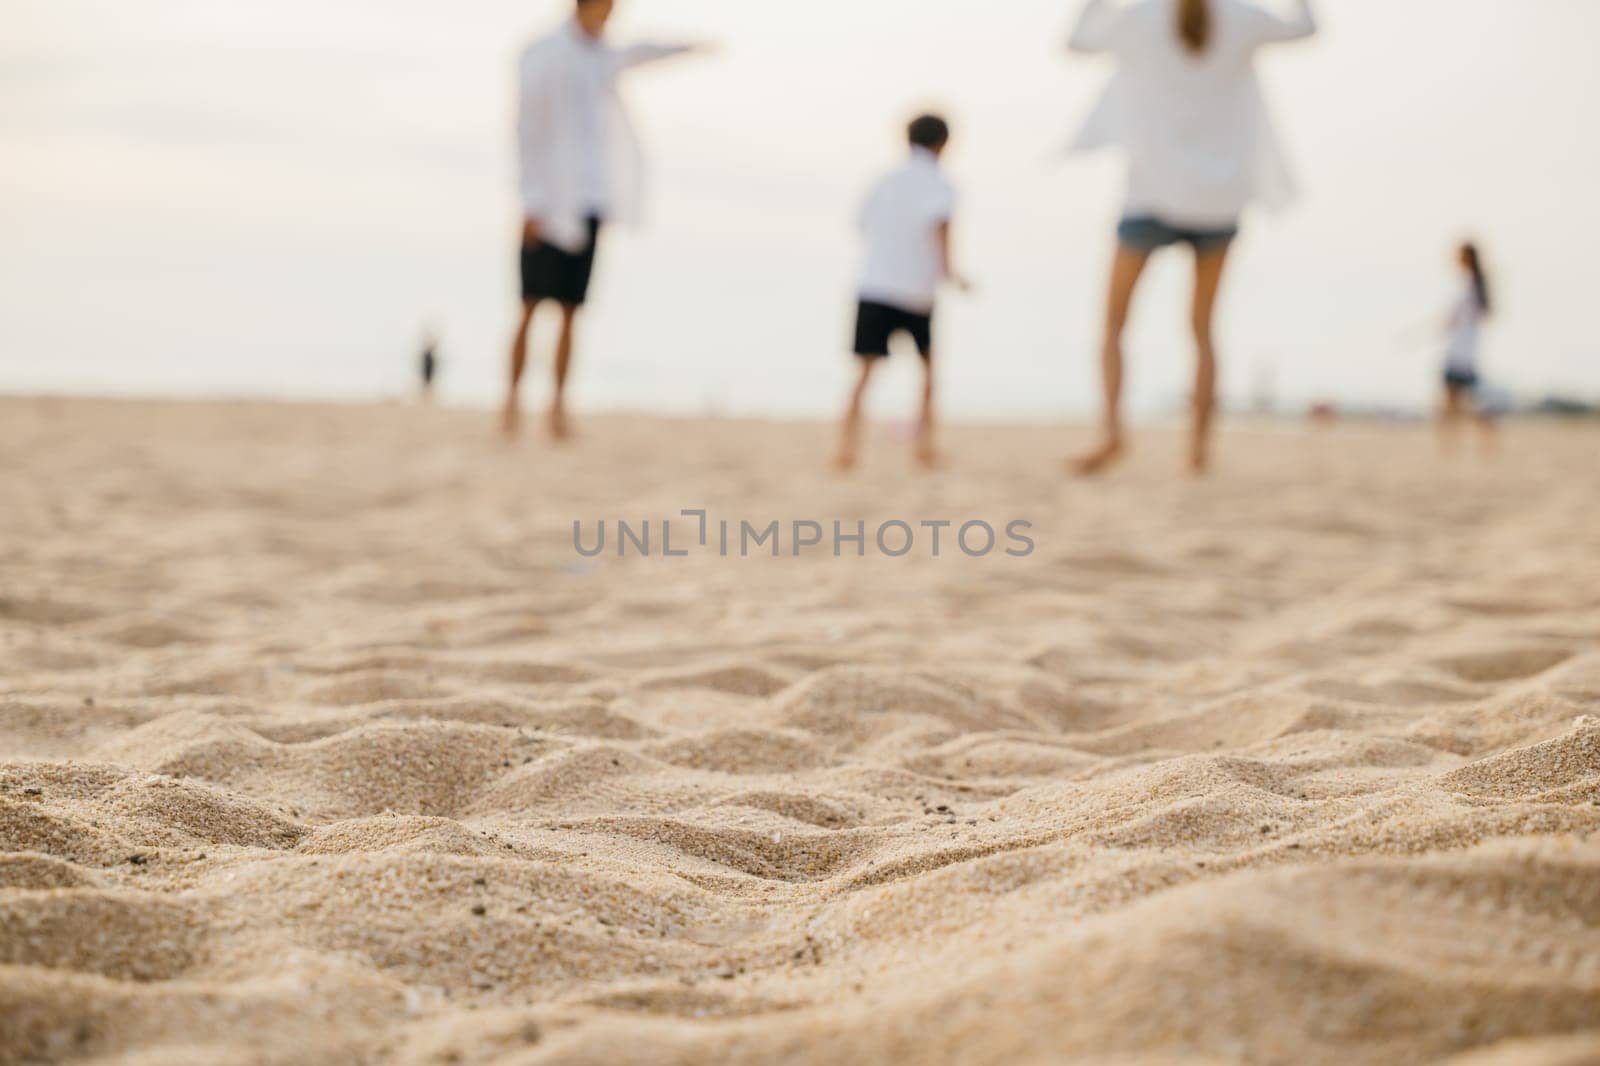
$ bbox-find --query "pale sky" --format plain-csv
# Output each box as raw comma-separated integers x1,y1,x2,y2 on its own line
3,0,1598,418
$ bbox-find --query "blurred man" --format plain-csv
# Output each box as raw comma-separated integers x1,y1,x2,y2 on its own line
504,0,704,440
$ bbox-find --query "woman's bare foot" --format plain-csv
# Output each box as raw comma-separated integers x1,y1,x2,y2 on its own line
1187,429,1214,476
1070,438,1125,477
914,440,941,470
547,406,572,442
500,401,522,440
833,448,858,474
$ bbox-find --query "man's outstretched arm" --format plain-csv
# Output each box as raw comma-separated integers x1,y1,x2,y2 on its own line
616,42,708,71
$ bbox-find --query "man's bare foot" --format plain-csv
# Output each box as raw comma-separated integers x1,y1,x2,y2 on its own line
1070,439,1125,477
548,406,572,442
833,448,858,474
1188,449,1211,477
500,402,522,440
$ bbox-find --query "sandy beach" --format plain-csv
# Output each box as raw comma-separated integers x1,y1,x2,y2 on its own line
2,396,1598,1064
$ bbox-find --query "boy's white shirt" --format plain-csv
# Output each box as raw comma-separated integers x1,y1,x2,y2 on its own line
1066,0,1317,228
857,148,958,315
517,21,692,253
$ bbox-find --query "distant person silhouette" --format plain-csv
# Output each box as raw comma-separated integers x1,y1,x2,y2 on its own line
1438,241,1497,453
836,114,972,473
419,331,439,403
504,0,706,441
1064,0,1317,475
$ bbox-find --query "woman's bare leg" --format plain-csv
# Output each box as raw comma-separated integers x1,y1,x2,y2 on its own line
1189,245,1231,475
1073,245,1151,476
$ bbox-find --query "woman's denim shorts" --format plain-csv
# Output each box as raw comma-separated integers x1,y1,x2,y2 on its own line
1118,216,1239,254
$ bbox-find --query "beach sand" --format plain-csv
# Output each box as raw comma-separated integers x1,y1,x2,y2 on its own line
2,397,1598,1065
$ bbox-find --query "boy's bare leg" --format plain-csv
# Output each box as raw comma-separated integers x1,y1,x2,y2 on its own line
1073,246,1150,476
915,352,939,469
835,358,877,472
503,299,540,438
549,303,578,441
1188,245,1230,475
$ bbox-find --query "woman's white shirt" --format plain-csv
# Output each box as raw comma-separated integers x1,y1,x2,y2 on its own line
1067,0,1316,229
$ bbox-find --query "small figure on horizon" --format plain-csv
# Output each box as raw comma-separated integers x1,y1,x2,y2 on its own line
1064,0,1317,476
1438,241,1497,453
504,0,706,442
835,114,971,473
419,329,439,404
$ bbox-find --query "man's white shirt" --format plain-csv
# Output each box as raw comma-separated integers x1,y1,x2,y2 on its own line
516,21,694,252
569,27,614,217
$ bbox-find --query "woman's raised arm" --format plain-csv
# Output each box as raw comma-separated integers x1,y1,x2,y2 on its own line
1067,0,1128,55
1249,0,1317,46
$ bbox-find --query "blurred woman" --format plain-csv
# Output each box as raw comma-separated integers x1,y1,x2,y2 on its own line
1438,241,1496,450
1065,0,1317,475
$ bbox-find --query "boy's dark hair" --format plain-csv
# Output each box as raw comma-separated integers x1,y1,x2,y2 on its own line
908,114,950,152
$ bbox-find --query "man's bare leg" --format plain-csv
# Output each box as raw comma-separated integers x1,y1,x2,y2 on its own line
549,303,578,441
915,352,939,469
835,358,877,472
1074,246,1151,476
1189,245,1231,475
503,299,540,438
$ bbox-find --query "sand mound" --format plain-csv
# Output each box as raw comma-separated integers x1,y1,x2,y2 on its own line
562,840,1600,1065
1,400,1597,1064
1439,720,1600,801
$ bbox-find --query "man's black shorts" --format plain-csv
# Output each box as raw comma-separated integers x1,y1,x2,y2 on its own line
853,299,933,359
521,216,603,307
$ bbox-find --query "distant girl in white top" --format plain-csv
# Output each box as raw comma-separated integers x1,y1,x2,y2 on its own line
1065,0,1317,475
1439,241,1496,450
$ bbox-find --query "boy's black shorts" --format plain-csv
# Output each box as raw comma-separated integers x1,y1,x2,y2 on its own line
853,299,933,360
521,216,603,307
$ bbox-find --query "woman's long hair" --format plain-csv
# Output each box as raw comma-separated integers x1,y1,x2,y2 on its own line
1178,0,1212,53
1462,243,1492,316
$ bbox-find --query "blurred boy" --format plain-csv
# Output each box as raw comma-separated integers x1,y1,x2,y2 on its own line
836,114,969,471
505,0,703,440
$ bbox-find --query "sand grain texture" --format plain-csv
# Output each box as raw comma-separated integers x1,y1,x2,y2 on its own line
2,398,1599,1064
